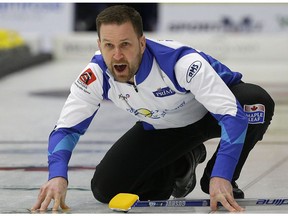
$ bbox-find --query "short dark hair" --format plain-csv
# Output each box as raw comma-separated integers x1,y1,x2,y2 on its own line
96,5,143,38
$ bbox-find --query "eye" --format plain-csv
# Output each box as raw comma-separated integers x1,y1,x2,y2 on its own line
121,42,130,47
105,43,114,49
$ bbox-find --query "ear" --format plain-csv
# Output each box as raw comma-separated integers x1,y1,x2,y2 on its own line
139,36,146,54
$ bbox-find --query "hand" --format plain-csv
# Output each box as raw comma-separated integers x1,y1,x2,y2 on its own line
209,177,244,212
31,177,69,212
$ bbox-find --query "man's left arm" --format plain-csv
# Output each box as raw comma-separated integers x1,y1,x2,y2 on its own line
174,52,248,211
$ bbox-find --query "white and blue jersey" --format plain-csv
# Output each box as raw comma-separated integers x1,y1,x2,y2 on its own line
48,38,248,182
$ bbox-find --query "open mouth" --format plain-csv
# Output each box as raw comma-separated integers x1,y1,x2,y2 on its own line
114,64,127,72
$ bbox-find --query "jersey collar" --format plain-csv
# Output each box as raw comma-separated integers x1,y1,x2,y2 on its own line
134,46,153,85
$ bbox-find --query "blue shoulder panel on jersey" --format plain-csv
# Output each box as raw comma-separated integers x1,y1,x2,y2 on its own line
198,52,243,86
146,39,194,92
91,54,107,71
102,72,111,100
146,39,242,89
91,54,111,100
135,47,153,85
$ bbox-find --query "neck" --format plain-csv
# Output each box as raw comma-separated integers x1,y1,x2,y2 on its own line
127,77,134,84
127,80,134,85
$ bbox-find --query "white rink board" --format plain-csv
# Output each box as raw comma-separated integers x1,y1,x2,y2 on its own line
53,32,288,62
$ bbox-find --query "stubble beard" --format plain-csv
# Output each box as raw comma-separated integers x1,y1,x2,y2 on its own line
109,52,142,83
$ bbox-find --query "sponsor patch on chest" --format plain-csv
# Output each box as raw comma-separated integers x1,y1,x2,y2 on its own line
153,87,175,97
244,104,265,124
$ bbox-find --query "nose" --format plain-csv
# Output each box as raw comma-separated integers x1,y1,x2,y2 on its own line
113,47,123,61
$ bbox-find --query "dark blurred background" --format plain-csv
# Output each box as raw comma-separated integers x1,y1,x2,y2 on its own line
74,3,158,32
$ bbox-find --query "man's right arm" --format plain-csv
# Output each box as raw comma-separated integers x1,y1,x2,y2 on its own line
48,64,103,180
32,64,104,211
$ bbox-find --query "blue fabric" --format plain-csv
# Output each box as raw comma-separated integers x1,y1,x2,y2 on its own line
48,111,97,180
210,101,248,180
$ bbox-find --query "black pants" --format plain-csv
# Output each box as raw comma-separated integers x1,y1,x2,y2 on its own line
91,82,275,203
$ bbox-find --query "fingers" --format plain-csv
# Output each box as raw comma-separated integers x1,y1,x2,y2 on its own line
30,188,46,211
30,201,41,212
209,177,245,212
210,193,244,212
53,194,70,211
227,196,244,212
211,195,236,212
31,178,69,212
52,198,60,211
33,186,53,211
210,193,219,211
31,195,69,212
40,195,52,211
60,193,70,210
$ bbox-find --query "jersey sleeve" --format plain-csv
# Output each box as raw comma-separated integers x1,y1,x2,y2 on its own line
175,53,248,181
48,63,104,180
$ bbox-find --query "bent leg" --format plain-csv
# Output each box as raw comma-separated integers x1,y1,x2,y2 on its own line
91,121,205,203
201,82,275,191
231,83,275,180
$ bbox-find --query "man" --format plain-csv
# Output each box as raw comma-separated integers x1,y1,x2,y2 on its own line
31,5,274,212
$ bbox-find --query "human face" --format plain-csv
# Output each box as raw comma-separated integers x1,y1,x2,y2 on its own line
98,22,146,83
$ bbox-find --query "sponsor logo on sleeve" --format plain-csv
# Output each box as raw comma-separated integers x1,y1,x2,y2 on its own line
186,60,202,83
244,104,265,124
79,68,96,85
74,68,97,94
